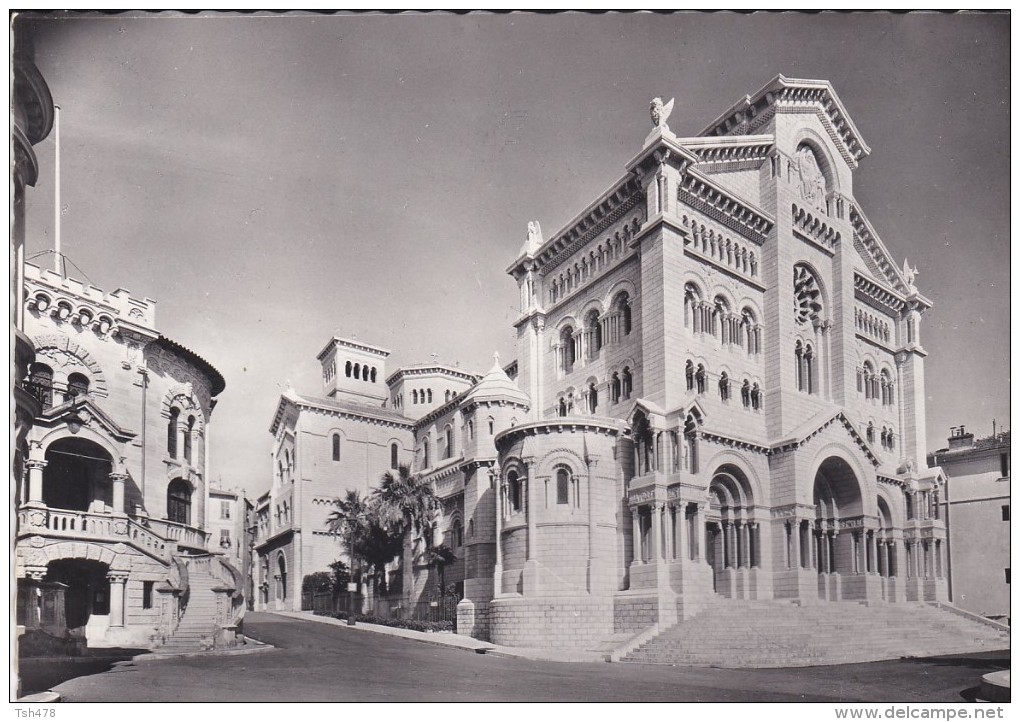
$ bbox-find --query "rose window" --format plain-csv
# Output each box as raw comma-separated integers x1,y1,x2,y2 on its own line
793,265,822,325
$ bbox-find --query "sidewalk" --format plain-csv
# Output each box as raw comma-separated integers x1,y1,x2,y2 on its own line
267,610,608,663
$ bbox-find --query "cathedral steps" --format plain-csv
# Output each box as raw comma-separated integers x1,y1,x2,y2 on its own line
621,598,1010,668
155,567,223,653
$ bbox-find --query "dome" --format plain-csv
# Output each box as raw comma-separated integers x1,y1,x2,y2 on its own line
460,354,530,407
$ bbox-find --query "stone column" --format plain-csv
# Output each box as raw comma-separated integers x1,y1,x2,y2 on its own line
631,507,642,564
674,502,685,561
108,572,128,628
24,458,47,507
789,521,801,568
492,468,502,596
524,461,537,561
649,503,662,561
110,472,129,516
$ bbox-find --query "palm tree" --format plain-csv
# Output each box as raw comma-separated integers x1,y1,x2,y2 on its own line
421,543,457,596
326,490,401,596
373,463,440,611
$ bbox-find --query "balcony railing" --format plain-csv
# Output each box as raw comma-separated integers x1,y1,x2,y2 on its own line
17,506,172,562
149,517,210,550
21,380,91,410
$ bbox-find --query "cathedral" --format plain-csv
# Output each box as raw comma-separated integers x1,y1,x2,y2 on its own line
255,75,970,652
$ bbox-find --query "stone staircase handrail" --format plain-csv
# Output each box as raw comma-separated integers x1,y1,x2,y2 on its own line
929,602,1012,633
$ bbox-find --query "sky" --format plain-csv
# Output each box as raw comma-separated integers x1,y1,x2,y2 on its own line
19,12,1010,497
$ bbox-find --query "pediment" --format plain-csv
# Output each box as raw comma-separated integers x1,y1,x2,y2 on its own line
38,397,136,442
772,409,879,467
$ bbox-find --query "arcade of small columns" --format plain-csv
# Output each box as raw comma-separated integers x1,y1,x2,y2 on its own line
21,439,130,515
628,496,763,572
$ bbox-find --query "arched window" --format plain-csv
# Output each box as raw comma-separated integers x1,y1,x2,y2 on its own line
750,383,761,410
445,390,451,402
277,554,287,600
584,309,602,359
167,407,180,458
684,283,701,332
507,470,522,513
65,372,89,401
167,478,192,525
862,362,875,399
451,518,463,548
713,296,730,343
371,367,377,383
423,438,431,469
804,344,814,394
618,293,632,336
390,442,399,469
718,372,730,402
683,414,699,475
332,434,341,461
741,379,751,408
742,307,759,355
866,422,875,444
353,363,361,380
588,382,598,414
345,361,352,378
28,363,53,408
686,360,694,391
621,367,633,399
795,341,805,391
610,373,621,404
695,365,706,394
558,398,568,417
556,467,570,505
184,415,195,464
793,264,824,325
560,326,576,374
427,389,433,403
881,369,894,406
488,417,495,435
467,419,475,440
444,425,454,459
412,389,419,404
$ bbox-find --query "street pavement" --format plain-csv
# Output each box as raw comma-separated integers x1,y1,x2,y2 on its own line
52,612,1008,703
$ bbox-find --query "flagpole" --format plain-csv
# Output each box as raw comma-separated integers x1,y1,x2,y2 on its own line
54,104,63,277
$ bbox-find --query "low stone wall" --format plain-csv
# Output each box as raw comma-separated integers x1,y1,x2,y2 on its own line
489,596,613,649
613,595,659,633
456,599,490,641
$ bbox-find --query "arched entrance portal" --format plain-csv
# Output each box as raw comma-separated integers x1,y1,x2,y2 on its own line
275,554,287,608
44,558,110,630
813,456,866,600
705,465,760,598
42,438,114,512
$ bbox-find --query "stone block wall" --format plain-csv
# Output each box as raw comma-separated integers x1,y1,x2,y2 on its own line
489,596,613,650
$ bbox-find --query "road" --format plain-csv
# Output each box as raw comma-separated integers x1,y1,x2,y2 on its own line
52,612,1008,703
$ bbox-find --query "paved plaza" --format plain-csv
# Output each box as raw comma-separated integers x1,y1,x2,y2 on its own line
49,612,1008,703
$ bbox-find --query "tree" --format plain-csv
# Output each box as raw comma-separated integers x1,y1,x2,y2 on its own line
326,490,400,594
373,463,440,610
421,543,457,595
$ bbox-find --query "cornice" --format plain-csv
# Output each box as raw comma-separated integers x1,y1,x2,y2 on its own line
853,273,908,315
493,417,624,451
677,167,774,243
699,76,870,169
528,188,645,275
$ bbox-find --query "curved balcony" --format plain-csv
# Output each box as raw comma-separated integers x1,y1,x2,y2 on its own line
17,506,172,562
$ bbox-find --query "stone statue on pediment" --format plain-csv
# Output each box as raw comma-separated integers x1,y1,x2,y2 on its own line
902,258,918,291
649,97,675,130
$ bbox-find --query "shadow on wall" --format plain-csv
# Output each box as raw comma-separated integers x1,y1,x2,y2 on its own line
18,647,147,695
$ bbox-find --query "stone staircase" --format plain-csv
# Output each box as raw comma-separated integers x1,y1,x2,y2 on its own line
622,597,1010,668
156,566,222,653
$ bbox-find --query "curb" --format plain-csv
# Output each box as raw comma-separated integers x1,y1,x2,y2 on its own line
16,691,61,703
132,639,276,663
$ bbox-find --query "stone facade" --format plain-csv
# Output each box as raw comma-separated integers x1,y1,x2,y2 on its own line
263,76,950,647
929,428,1011,621
14,261,237,649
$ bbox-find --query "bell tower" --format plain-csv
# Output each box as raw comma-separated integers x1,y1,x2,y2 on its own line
317,336,390,405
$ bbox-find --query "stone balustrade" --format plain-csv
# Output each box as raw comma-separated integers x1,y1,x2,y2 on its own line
17,506,171,561
149,518,210,550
